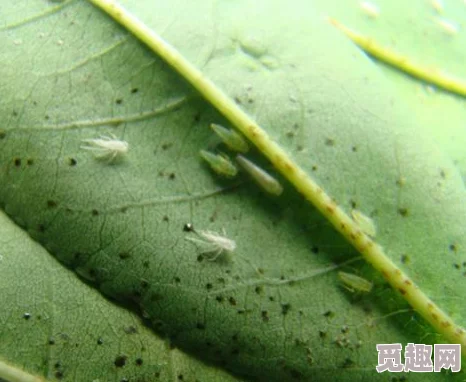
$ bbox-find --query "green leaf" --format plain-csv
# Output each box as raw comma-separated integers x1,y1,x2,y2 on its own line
314,0,466,177
1,0,466,381
0,211,241,382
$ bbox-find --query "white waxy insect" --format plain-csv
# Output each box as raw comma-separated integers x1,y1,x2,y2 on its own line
434,18,459,35
210,123,249,153
236,155,283,196
351,209,377,237
338,271,373,293
431,0,444,13
200,150,238,177
81,134,128,163
185,228,236,261
359,1,380,18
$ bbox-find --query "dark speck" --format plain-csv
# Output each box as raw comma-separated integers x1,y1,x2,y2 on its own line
23,313,31,320
325,138,335,146
261,311,269,322
342,358,355,368
119,252,130,260
398,208,409,217
183,223,194,232
55,371,64,379
114,355,127,367
289,369,303,380
14,158,21,167
323,310,334,318
281,303,291,315
228,297,237,306
47,200,57,208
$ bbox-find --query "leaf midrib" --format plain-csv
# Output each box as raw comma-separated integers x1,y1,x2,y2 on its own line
86,0,466,356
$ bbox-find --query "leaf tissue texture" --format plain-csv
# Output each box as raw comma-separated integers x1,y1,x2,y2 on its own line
1,0,466,381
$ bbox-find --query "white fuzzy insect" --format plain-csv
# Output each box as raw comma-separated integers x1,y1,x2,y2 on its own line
359,1,380,18
236,155,283,196
338,271,373,293
81,134,128,163
351,209,377,237
434,17,459,35
185,228,236,261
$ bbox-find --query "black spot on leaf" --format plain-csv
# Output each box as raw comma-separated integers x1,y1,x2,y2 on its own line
114,355,127,367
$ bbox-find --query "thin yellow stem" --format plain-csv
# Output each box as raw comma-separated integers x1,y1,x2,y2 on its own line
0,359,44,382
329,18,466,97
87,0,466,352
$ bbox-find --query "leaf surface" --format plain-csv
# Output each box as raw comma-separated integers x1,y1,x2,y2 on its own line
1,0,466,380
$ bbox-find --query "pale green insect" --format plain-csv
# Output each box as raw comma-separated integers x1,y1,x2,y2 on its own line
210,123,249,153
338,271,373,293
236,155,283,196
351,209,377,237
199,150,238,177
